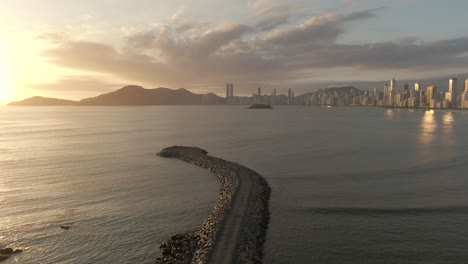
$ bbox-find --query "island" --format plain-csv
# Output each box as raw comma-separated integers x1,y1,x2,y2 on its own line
7,96,78,106
7,86,225,106
247,104,273,109
155,146,271,264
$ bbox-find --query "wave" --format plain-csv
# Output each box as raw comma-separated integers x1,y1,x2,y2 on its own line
294,206,468,216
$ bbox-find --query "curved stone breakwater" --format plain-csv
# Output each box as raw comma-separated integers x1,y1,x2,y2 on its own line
156,146,271,264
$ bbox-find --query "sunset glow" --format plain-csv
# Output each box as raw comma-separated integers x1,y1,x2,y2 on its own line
2,1,468,264
0,0,468,104
0,48,14,103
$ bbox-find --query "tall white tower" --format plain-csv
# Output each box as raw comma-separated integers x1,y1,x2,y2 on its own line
390,78,396,92
415,83,421,92
446,78,458,108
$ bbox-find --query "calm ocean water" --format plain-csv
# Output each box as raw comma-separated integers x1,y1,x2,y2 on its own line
1,106,468,264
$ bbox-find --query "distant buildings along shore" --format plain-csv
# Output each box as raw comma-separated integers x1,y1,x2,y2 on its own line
224,78,468,109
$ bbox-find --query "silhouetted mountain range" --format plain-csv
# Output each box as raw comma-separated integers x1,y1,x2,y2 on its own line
7,96,79,106
296,86,363,99
7,85,226,106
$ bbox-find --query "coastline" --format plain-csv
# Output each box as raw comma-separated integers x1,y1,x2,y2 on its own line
156,146,271,264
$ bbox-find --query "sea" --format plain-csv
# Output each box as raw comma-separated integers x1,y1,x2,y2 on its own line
1,106,468,264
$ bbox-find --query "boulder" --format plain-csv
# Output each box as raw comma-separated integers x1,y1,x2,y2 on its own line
0,248,13,255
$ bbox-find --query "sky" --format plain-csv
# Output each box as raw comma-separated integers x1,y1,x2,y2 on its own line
1,0,468,103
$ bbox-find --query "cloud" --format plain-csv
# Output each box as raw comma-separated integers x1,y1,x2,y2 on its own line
124,29,157,50
37,32,70,43
248,0,275,10
262,10,375,47
25,76,121,92
39,9,468,92
254,5,292,32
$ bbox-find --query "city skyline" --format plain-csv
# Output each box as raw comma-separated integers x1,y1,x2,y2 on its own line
224,76,468,109
1,0,468,104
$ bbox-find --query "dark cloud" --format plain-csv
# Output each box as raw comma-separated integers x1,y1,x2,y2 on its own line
40,9,468,92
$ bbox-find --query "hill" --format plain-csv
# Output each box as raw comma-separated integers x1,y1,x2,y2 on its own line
299,86,364,97
7,96,78,106
7,86,226,106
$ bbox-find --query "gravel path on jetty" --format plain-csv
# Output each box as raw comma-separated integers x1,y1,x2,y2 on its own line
156,146,270,264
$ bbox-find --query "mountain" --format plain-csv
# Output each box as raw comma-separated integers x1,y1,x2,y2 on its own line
7,96,78,106
80,85,224,106
293,86,363,105
297,86,364,98
7,86,226,106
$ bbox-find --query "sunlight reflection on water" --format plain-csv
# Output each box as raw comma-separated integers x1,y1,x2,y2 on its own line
419,110,437,145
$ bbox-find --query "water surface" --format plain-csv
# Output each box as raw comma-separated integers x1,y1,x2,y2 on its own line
1,106,468,264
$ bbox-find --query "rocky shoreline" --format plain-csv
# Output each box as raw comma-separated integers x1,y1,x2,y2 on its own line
155,146,271,264
0,247,23,262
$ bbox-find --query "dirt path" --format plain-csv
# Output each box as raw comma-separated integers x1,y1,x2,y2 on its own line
207,162,255,264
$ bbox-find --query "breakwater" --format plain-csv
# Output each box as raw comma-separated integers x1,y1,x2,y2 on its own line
156,146,271,264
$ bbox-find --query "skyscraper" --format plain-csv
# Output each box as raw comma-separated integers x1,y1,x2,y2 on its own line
427,85,437,108
273,89,276,97
229,83,234,98
462,79,468,109
444,78,457,108
257,87,261,97
226,83,230,98
449,78,458,94
390,78,396,91
415,83,421,92
288,88,292,99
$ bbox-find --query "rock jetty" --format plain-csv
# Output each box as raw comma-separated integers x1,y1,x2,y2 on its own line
0,247,23,262
247,104,273,109
156,146,271,264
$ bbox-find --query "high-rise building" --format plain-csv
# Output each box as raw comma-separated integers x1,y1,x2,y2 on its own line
229,83,234,98
257,87,261,97
273,89,276,97
288,88,292,99
427,85,437,108
226,83,230,98
465,79,468,93
449,78,458,94
390,78,396,91
446,78,458,108
404,83,409,91
415,83,421,92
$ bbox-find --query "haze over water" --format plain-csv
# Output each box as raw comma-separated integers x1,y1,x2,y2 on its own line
1,106,468,264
